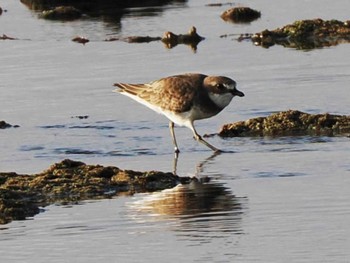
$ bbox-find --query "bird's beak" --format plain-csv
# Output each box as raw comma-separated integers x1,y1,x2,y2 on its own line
232,89,245,97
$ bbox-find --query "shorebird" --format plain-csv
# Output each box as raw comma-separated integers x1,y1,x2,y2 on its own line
113,73,244,153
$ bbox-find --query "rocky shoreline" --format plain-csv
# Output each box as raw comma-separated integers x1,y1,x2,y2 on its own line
0,159,192,224
5,2,350,50
251,19,350,49
219,110,350,137
2,110,349,224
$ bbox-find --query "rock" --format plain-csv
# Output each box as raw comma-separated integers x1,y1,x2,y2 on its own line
104,27,203,51
72,36,89,44
40,6,82,20
252,19,350,49
21,0,187,24
105,27,204,50
0,188,41,224
104,37,120,42
0,121,12,129
0,6,2,15
124,36,161,43
206,3,234,7
0,34,17,40
219,110,350,137
0,159,193,224
105,35,161,43
161,26,204,51
71,115,89,119
0,121,19,129
221,7,261,23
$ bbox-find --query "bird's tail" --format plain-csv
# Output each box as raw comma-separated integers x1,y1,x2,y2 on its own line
113,83,146,96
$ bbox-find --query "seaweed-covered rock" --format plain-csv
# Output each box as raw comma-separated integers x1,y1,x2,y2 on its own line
221,7,261,23
0,188,41,224
104,27,203,51
0,159,192,224
219,110,350,137
161,26,204,51
39,6,82,20
252,19,350,49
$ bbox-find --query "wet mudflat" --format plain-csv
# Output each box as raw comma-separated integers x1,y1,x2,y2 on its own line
1,0,350,262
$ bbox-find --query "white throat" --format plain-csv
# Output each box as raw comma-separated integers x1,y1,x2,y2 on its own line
208,92,234,109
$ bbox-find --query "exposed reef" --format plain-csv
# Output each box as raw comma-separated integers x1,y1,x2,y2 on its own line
0,121,19,129
21,0,187,21
0,159,192,224
124,36,162,43
251,19,350,49
39,6,82,20
161,26,204,51
105,26,204,51
221,7,261,23
219,110,350,137
72,36,89,44
105,36,161,43
0,121,12,129
0,34,18,40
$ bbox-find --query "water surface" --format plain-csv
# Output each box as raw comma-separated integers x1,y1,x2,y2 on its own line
1,0,350,262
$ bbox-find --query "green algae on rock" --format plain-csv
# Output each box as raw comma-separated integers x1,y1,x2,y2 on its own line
219,110,350,137
39,6,82,20
252,19,350,49
0,159,192,224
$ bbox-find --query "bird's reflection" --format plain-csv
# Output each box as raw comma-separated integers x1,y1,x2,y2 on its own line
129,153,246,241
172,150,221,176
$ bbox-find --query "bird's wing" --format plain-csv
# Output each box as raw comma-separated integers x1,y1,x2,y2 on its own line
114,74,205,113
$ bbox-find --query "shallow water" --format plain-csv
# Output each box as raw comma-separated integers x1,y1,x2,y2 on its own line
1,0,350,262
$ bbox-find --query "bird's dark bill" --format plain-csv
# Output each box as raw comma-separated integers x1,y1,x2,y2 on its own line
233,89,245,97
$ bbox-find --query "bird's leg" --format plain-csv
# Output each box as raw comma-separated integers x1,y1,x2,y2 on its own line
169,121,180,153
189,123,222,153
172,150,179,175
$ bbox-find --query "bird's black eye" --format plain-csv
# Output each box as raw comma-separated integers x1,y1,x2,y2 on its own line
216,84,225,90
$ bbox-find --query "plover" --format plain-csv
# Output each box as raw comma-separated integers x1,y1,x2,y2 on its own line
113,73,244,153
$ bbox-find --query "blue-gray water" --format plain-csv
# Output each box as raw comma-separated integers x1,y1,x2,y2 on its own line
1,0,350,262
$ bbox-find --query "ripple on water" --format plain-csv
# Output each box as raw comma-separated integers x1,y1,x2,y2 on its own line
53,147,103,155
253,171,308,178
19,145,45,151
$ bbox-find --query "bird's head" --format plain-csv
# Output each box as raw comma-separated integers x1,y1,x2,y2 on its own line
204,76,244,109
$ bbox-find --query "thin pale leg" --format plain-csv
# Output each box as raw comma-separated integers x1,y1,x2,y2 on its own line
172,151,179,175
189,122,222,153
169,121,180,153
